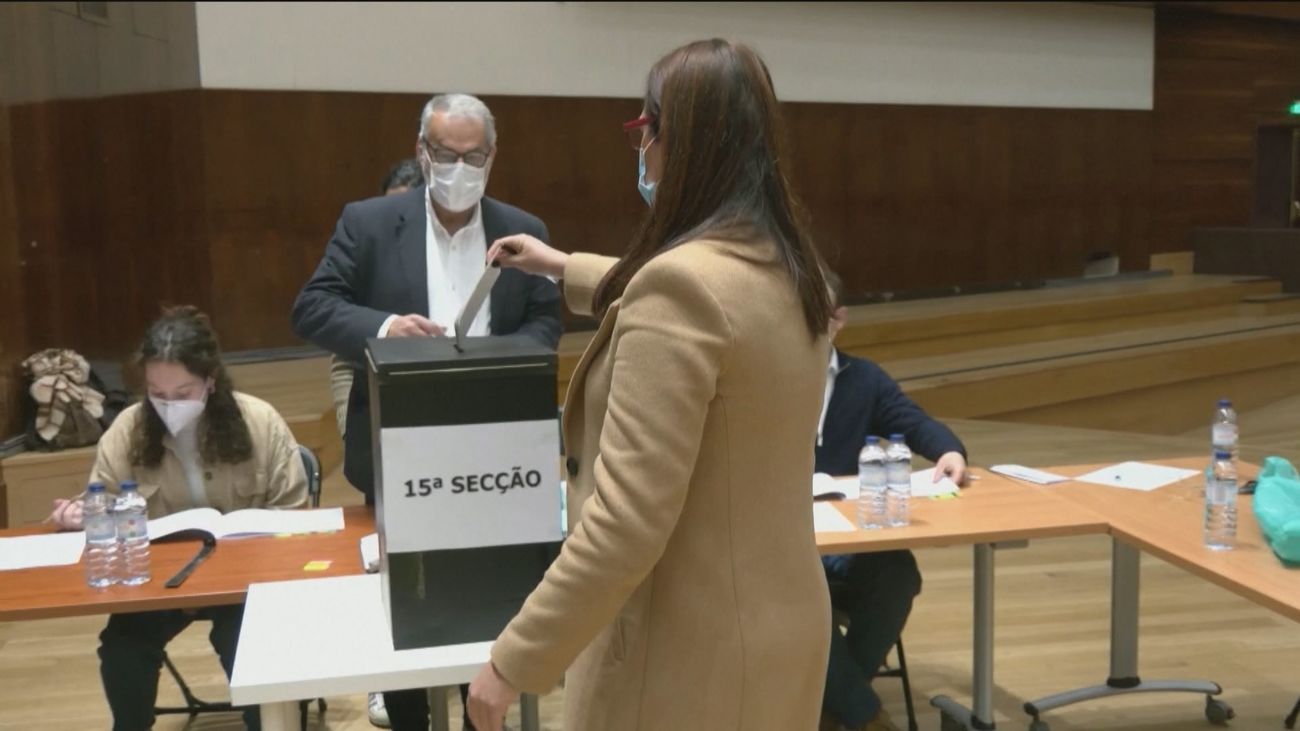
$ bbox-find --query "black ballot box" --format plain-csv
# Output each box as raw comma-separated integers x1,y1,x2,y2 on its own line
366,336,563,650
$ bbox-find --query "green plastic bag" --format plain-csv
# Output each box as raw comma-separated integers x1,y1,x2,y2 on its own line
1251,456,1300,565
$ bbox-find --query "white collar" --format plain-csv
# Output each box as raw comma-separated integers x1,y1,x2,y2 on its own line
426,193,482,239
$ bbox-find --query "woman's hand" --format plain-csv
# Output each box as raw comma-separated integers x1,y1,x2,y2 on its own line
467,661,520,731
49,498,84,531
487,234,569,280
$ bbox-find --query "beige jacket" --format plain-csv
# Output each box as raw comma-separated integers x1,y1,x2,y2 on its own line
492,241,832,731
89,392,307,517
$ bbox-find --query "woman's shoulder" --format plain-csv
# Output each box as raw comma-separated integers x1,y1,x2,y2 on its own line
103,401,144,439
232,391,290,430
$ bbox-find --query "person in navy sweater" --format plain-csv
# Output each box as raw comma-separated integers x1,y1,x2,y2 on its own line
818,270,969,731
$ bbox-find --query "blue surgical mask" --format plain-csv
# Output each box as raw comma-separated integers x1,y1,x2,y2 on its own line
637,139,657,206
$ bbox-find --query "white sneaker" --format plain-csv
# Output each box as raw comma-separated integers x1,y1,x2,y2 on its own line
368,693,391,728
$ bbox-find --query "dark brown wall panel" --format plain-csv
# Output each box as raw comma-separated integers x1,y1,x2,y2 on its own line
1151,9,1300,252
2,88,1155,364
8,91,211,362
0,101,28,436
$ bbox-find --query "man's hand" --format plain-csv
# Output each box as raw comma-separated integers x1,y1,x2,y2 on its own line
49,498,84,531
385,314,444,338
934,452,968,486
467,662,520,731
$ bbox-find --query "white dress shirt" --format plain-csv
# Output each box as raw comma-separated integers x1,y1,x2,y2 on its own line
817,349,847,447
379,194,491,337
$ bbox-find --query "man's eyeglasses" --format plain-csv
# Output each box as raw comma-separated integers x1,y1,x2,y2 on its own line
420,138,490,168
623,115,655,151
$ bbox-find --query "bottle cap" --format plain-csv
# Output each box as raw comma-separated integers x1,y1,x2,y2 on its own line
119,480,139,492
890,433,905,442
865,435,880,445
1214,450,1232,460
86,482,105,493
1218,398,1232,407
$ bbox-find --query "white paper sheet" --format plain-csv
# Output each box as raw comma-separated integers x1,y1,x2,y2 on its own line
149,507,345,540
813,470,958,500
911,470,960,498
990,464,1071,485
0,531,86,572
813,502,857,533
1074,462,1200,492
813,473,859,501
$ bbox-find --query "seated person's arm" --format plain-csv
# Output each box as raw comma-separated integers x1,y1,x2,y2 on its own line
867,361,969,484
261,410,309,510
49,412,133,530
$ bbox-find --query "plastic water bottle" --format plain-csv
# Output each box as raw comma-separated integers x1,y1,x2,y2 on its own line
885,434,913,527
1204,450,1237,551
114,481,151,586
1211,399,1238,461
83,483,118,588
857,436,888,530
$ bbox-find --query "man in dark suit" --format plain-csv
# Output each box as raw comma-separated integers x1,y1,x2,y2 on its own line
817,270,968,731
291,93,560,731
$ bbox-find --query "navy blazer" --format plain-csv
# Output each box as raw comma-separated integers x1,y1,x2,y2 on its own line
291,187,562,497
814,350,966,476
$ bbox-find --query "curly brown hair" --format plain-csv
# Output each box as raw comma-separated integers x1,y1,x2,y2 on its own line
129,306,253,468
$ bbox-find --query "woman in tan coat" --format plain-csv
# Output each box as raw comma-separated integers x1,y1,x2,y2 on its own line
468,39,834,731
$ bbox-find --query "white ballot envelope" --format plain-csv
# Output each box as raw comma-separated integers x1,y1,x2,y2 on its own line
455,265,500,351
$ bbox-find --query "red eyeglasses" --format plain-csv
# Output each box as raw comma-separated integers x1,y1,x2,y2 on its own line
623,115,655,151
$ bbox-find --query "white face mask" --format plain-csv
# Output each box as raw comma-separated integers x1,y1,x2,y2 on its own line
150,394,207,436
428,161,487,213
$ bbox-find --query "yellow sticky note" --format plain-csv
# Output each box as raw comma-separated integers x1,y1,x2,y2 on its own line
303,560,332,572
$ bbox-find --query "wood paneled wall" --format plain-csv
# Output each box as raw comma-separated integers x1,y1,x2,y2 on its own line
1150,8,1300,252
0,101,27,437
196,91,1151,348
0,89,1154,410
5,7,1299,440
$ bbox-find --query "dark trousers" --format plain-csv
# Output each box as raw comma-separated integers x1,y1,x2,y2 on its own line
821,550,923,728
385,685,474,731
99,604,259,731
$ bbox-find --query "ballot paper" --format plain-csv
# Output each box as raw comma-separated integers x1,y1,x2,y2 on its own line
1074,461,1200,492
813,502,857,533
454,265,500,350
147,507,344,541
812,470,958,501
0,531,86,572
990,464,1071,485
359,533,380,573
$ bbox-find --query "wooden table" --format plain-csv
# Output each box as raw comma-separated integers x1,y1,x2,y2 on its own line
1055,457,1298,621
0,506,374,621
814,468,1111,731
1022,458,1297,730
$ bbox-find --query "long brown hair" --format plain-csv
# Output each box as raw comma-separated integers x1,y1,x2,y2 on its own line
593,39,831,337
130,306,253,468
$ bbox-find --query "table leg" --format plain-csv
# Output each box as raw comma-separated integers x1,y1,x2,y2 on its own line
1022,538,1230,730
931,543,998,730
429,686,451,731
259,701,299,731
520,693,541,731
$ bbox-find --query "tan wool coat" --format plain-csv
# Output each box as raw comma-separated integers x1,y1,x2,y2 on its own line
492,239,832,731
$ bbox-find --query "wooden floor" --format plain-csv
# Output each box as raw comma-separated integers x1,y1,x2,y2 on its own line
3,418,1298,730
